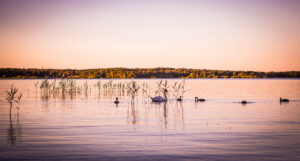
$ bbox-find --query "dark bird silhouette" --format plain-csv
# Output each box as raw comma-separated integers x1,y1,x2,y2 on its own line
195,97,205,102
280,97,289,102
114,97,119,104
151,96,167,102
177,96,182,102
241,100,248,104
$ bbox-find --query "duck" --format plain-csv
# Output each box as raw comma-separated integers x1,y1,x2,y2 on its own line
241,100,248,104
114,97,119,104
195,97,205,102
280,97,289,102
177,96,183,102
151,96,167,102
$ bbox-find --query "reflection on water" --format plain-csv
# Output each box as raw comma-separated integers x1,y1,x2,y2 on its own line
7,109,22,146
163,102,168,129
127,102,138,125
0,79,300,161
175,102,185,130
125,101,186,130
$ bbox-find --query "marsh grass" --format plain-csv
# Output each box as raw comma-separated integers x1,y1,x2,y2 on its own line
35,79,187,102
40,79,51,93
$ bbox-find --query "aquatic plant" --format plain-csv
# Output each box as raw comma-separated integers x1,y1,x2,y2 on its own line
14,92,23,105
6,85,18,106
142,82,151,99
115,82,126,96
49,80,57,95
103,83,108,95
156,80,169,99
172,79,186,99
83,81,89,96
15,92,23,111
59,79,67,93
77,85,82,94
96,80,101,93
34,81,39,91
67,79,76,93
6,85,23,115
126,81,140,100
35,79,186,102
121,83,125,95
40,79,51,91
101,80,121,97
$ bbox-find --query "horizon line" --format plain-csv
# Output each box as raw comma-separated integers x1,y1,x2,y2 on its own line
1,67,299,73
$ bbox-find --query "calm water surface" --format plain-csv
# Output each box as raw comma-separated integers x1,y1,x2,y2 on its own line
0,79,300,161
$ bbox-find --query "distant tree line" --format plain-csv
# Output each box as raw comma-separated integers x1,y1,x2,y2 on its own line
0,68,299,79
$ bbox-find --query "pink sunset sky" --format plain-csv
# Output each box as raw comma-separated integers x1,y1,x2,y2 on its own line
0,0,299,71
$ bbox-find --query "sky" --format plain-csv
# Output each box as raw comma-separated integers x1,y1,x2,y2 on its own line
0,0,299,71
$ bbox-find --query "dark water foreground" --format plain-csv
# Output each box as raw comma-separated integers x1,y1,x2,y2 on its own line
0,79,300,161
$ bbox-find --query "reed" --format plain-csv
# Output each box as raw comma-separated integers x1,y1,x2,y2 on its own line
77,85,82,94
96,80,101,93
156,80,169,99
59,79,67,93
6,85,23,115
126,81,140,100
180,79,186,98
40,79,52,93
172,79,186,99
14,92,23,105
35,79,187,102
67,79,76,93
142,82,151,99
83,81,89,96
34,81,39,91
6,85,18,106
51,80,56,93
15,92,23,111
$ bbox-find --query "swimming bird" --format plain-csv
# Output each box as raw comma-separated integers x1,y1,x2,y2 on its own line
151,96,167,102
114,97,119,104
195,97,205,102
241,100,248,104
280,97,289,102
177,96,183,102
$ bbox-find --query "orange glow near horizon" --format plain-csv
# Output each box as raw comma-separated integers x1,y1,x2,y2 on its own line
0,0,299,71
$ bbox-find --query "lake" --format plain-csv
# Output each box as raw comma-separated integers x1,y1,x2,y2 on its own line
0,79,300,161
